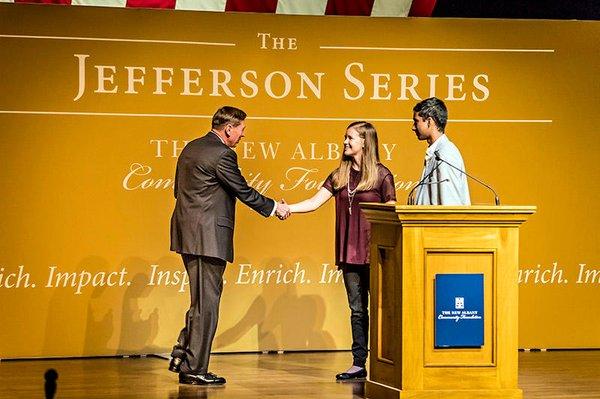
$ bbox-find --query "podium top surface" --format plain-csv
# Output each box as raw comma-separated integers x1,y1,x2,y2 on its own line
360,204,536,213
359,203,536,225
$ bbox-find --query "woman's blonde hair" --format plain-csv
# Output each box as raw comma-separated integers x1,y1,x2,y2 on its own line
332,121,380,191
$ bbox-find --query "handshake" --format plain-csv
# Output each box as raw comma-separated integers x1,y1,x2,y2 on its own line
275,199,291,220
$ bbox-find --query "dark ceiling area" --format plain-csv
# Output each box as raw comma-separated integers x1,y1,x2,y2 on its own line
431,0,600,21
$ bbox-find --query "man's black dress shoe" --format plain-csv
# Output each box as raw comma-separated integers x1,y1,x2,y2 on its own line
179,372,226,385
168,357,183,373
335,368,367,381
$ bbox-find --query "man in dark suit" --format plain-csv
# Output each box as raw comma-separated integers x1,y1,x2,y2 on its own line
168,106,289,385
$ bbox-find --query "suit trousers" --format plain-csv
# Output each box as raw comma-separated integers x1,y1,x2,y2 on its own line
171,254,226,374
341,263,370,368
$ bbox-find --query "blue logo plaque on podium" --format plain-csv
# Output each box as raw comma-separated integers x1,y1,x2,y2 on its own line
435,273,484,348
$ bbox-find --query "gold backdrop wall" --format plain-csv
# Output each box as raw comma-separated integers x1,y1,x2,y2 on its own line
0,4,598,358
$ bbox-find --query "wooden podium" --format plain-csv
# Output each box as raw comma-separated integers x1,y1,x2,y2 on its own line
360,205,536,399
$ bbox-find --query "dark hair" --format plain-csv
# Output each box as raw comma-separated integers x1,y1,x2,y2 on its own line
211,106,247,129
413,97,448,132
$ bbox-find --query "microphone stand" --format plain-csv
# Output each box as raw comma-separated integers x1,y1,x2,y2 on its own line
434,151,500,206
406,160,442,205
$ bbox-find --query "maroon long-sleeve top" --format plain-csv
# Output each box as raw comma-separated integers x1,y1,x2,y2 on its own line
322,163,396,266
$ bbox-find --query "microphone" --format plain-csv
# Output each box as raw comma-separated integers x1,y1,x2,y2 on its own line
406,159,443,205
44,369,58,399
422,179,449,185
434,150,500,205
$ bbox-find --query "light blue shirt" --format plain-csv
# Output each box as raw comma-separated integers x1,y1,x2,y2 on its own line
415,134,471,205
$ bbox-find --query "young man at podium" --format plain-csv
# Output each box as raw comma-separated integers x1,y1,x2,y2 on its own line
411,97,471,205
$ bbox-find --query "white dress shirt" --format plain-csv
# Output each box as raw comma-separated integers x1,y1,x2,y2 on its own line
415,134,471,205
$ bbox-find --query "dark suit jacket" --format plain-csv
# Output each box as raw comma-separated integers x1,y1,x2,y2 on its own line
170,132,274,262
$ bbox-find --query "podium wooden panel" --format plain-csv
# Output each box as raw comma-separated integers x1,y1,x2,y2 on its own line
360,205,536,399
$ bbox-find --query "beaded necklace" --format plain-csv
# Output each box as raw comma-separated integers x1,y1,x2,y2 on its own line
347,168,359,215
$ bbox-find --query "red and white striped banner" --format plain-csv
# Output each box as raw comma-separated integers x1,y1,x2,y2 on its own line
1,0,436,17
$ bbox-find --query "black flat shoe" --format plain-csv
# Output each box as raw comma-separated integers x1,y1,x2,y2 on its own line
179,372,226,385
168,357,183,373
335,368,367,381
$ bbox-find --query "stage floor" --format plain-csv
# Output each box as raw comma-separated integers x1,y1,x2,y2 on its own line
1,350,599,398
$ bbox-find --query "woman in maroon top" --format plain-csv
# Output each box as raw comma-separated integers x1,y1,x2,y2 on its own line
288,121,396,380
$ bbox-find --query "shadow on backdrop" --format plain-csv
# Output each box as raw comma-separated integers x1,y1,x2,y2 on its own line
43,256,111,357
214,257,335,352
83,284,114,355
117,262,160,354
